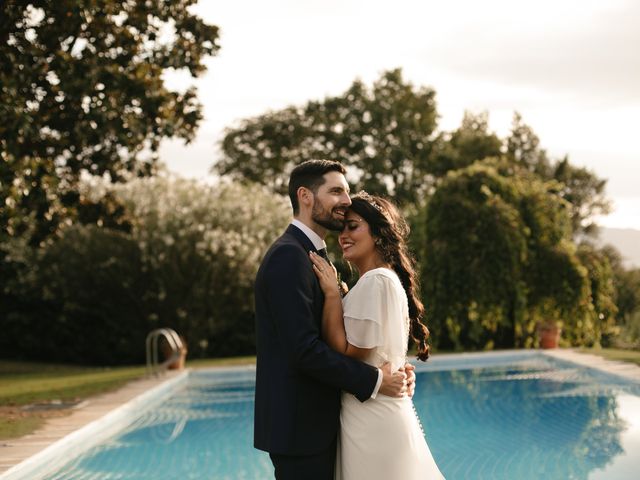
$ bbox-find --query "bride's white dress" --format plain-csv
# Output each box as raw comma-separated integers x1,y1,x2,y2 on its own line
336,267,445,480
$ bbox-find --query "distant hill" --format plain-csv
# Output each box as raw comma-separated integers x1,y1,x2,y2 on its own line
597,227,640,269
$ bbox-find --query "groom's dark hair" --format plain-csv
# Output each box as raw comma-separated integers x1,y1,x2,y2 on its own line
288,160,346,214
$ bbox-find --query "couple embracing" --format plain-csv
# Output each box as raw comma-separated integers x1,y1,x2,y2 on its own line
254,160,444,479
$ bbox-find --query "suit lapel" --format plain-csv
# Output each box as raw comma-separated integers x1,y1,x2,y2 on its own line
286,224,319,255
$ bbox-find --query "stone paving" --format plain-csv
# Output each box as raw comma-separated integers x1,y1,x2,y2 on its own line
544,348,640,383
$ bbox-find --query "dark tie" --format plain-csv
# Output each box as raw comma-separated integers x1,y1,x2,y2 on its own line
316,248,329,261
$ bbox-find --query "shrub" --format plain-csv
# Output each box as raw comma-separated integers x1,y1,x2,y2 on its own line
2,176,289,364
423,159,589,350
114,176,290,359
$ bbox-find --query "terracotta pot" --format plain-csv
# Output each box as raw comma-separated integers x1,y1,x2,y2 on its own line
537,324,562,349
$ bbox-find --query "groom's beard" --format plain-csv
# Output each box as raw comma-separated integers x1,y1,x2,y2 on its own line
312,199,346,232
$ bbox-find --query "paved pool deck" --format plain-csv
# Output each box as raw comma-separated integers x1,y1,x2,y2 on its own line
1,349,639,478
545,349,640,383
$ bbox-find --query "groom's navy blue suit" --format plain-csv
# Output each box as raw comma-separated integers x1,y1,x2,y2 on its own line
254,224,379,478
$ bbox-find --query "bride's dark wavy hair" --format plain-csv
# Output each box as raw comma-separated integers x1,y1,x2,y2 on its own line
349,192,430,361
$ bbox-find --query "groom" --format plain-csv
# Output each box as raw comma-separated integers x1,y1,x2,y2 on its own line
254,160,412,480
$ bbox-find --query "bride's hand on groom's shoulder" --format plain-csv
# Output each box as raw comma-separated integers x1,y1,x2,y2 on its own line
309,251,340,297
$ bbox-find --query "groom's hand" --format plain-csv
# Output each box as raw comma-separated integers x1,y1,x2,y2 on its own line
378,362,407,398
404,363,416,398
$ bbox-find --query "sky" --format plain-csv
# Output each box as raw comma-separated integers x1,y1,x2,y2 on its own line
160,0,640,230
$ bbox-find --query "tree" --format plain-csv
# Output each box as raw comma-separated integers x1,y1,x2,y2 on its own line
600,245,640,347
552,158,610,236
613,267,640,348
504,113,610,237
217,68,438,206
505,112,552,177
612,266,640,327
428,111,502,178
0,0,220,245
573,244,618,346
423,158,589,350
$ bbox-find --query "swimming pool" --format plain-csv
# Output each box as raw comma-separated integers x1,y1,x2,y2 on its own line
4,351,640,479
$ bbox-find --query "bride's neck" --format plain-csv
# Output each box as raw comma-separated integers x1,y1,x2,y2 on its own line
354,253,390,277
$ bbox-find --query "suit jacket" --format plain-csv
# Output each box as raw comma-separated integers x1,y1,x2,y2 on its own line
253,224,379,455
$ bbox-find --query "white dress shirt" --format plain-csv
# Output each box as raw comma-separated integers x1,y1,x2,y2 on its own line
291,219,326,251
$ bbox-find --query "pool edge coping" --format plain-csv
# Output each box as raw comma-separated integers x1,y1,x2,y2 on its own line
541,349,640,384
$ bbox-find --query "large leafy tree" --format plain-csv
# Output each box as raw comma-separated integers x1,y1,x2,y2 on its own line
0,0,219,244
552,158,610,236
428,111,502,178
423,158,589,350
217,68,438,206
505,114,610,236
505,112,552,177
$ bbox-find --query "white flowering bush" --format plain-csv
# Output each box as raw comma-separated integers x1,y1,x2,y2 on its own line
114,175,290,357
10,175,289,364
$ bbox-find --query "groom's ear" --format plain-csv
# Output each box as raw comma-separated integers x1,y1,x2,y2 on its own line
298,186,313,209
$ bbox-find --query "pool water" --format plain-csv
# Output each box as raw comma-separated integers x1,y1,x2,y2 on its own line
414,358,640,479
32,353,640,479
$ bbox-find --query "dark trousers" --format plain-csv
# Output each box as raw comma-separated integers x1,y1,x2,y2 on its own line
269,438,337,480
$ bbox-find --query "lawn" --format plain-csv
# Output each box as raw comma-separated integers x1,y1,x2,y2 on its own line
577,347,640,367
0,362,147,406
0,361,147,441
0,356,256,441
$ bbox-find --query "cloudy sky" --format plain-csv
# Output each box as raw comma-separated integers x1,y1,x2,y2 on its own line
160,0,639,229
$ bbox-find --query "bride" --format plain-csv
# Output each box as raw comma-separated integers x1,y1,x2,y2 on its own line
309,191,445,480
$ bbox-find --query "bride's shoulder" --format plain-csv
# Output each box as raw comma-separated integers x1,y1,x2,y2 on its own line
356,268,400,289
363,267,399,282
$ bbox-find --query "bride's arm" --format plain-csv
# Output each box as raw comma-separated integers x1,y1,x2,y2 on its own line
309,252,372,361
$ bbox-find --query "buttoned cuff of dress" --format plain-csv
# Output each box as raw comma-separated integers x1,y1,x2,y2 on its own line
370,368,383,399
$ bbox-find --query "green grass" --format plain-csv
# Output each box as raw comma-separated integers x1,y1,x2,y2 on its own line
0,360,144,441
0,362,147,406
577,347,640,367
0,416,46,441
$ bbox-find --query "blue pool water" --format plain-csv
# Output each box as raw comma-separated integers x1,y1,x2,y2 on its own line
22,352,640,479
